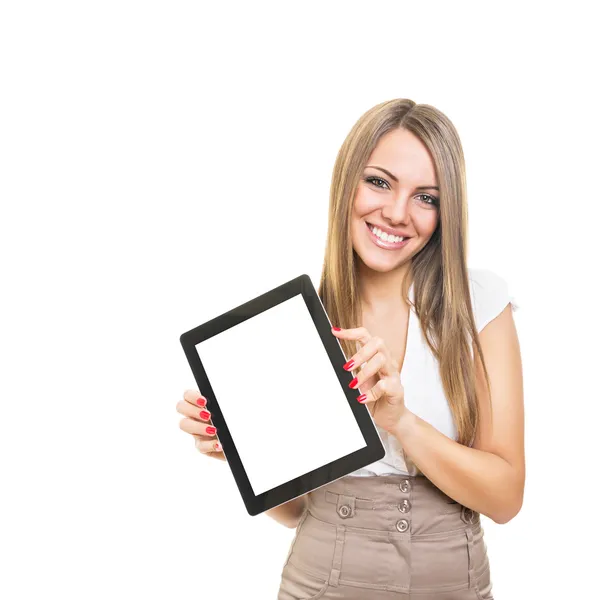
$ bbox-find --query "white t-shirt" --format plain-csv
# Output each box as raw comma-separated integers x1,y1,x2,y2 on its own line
349,267,519,477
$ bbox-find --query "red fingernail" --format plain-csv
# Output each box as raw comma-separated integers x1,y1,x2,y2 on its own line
357,394,367,403
200,410,211,420
196,397,207,407
349,377,358,389
332,326,341,331
343,359,355,370
206,426,216,435
215,442,222,451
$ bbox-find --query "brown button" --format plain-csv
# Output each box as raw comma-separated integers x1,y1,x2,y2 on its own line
399,479,411,493
395,519,409,532
338,504,351,518
398,499,411,513
463,507,475,523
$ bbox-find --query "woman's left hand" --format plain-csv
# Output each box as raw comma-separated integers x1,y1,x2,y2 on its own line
332,326,407,434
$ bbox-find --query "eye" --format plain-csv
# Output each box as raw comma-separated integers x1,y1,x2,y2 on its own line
416,193,439,207
364,176,390,190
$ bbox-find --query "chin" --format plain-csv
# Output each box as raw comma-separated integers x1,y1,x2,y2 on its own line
356,249,410,273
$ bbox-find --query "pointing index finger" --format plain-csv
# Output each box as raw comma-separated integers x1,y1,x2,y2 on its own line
332,326,371,345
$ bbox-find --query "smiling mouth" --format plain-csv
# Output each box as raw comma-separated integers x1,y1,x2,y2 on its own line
366,222,411,244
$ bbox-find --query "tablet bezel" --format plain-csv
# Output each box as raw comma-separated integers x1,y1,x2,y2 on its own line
180,273,385,516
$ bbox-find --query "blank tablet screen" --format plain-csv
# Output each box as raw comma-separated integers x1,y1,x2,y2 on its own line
195,292,367,496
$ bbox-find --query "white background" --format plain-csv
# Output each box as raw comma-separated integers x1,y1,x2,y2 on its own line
1,2,598,598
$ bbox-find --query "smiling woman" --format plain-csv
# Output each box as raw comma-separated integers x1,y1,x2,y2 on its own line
349,127,442,292
276,98,524,599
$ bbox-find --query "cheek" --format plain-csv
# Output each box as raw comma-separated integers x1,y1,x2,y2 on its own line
353,186,381,217
415,211,439,236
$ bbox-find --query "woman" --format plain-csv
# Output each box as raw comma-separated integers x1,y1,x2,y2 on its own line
179,98,524,599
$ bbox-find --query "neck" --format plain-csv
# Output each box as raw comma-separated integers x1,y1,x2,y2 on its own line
357,260,412,317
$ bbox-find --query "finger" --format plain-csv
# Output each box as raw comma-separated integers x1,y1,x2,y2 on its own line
179,415,217,437
343,336,389,375
356,390,375,417
364,377,404,406
360,378,384,405
331,326,372,346
193,435,225,460
183,389,208,409
176,399,214,424
348,352,386,391
194,434,221,452
373,340,397,378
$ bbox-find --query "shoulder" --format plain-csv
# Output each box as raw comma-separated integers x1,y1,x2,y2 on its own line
467,267,519,333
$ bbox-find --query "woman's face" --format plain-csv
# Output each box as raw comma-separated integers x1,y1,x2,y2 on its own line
351,127,440,273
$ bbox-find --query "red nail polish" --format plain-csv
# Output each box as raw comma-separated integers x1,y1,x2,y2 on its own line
332,326,341,331
343,359,355,370
196,397,207,407
200,410,211,420
215,442,222,451
349,377,358,389
357,394,367,403
206,426,216,435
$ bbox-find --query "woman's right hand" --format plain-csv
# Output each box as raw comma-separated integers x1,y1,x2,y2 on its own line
177,389,226,462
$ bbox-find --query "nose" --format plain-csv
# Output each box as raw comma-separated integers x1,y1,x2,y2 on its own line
382,192,411,224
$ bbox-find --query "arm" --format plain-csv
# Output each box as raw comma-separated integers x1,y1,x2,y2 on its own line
265,495,308,529
391,303,525,524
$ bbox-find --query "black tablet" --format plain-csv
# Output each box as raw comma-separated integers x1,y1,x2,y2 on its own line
180,273,385,516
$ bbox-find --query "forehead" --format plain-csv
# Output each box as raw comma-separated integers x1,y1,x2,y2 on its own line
368,128,437,186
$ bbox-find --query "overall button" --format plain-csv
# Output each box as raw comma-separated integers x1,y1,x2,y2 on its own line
395,518,409,532
338,504,352,518
398,499,411,513
399,479,411,493
462,507,475,524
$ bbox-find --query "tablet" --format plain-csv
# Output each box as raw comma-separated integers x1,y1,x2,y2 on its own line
180,273,385,516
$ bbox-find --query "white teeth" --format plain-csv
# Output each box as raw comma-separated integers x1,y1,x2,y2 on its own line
369,224,406,243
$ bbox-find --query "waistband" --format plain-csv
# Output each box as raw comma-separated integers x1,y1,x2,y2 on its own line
307,473,480,537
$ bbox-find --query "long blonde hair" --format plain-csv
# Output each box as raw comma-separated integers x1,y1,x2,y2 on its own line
317,98,492,448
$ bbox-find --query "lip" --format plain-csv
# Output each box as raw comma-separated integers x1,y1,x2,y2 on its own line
366,222,412,238
366,221,410,250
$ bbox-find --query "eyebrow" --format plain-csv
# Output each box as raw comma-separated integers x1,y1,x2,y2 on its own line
366,165,439,191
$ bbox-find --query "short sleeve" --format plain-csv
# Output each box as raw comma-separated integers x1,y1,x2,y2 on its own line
469,268,519,333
